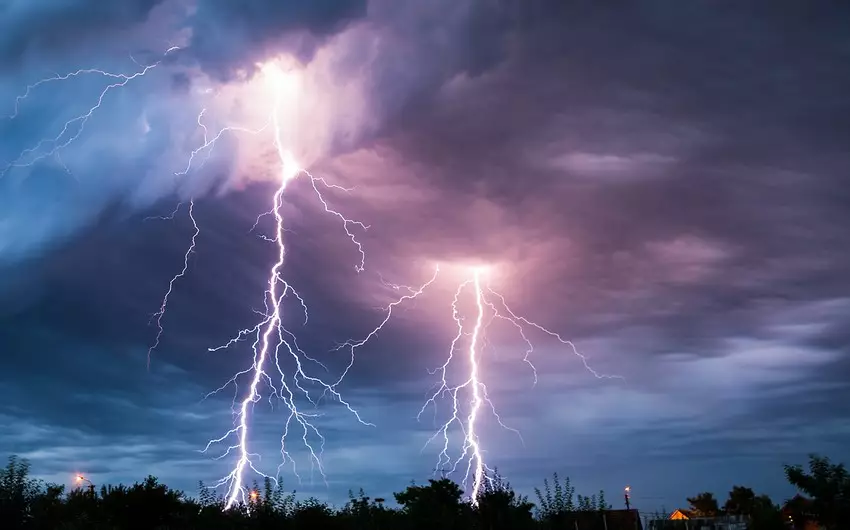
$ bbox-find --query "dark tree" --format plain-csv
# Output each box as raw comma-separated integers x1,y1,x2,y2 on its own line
785,454,850,530
340,488,398,529
95,475,193,529
474,470,535,530
686,491,719,517
782,494,816,530
533,472,615,530
394,478,469,530
747,494,787,530
576,491,609,511
596,489,609,510
28,483,65,530
723,485,756,516
291,497,336,528
533,472,575,518
0,456,46,529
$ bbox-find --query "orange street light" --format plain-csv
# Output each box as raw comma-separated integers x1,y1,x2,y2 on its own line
75,474,96,496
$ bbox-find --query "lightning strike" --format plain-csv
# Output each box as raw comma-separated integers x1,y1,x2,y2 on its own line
6,48,383,507
191,63,374,509
1,47,179,178
336,262,617,505
414,265,620,505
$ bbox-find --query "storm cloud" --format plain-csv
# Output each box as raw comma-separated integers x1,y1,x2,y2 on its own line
1,0,850,513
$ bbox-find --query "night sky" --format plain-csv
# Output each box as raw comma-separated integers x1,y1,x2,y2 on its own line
2,0,850,515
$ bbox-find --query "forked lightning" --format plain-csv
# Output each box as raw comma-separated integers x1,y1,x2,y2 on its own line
344,265,618,504
176,64,376,508
3,52,399,508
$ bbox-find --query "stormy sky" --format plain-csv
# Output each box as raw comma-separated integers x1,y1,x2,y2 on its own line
2,0,850,514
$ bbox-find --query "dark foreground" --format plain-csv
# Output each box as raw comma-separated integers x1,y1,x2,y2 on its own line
0,454,845,529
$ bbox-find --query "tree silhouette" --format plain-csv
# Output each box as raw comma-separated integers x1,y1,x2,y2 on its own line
685,491,719,517
474,470,535,530
747,494,786,530
27,482,65,530
291,497,337,528
394,478,469,530
340,488,397,529
785,454,850,529
722,485,756,516
533,472,575,518
576,491,610,511
532,472,615,529
0,456,48,529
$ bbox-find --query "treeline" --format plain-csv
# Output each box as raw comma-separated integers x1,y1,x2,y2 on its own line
0,454,847,529
660,454,850,530
0,459,607,530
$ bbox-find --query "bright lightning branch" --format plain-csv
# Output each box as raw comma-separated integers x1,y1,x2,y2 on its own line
415,265,619,505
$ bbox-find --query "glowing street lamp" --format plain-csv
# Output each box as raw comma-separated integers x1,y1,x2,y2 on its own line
76,474,96,496
624,485,631,510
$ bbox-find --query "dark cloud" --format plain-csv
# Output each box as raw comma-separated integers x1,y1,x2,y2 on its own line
188,0,368,80
0,0,168,71
1,0,850,514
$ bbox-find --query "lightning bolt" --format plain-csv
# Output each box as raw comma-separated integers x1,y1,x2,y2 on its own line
4,46,412,511
1,47,179,178
191,64,375,509
416,267,621,505
146,199,199,368
335,262,618,504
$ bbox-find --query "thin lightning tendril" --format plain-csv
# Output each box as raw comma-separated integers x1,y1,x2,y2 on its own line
2,45,194,367
331,266,441,389
146,102,278,364
1,47,179,178
147,200,199,368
